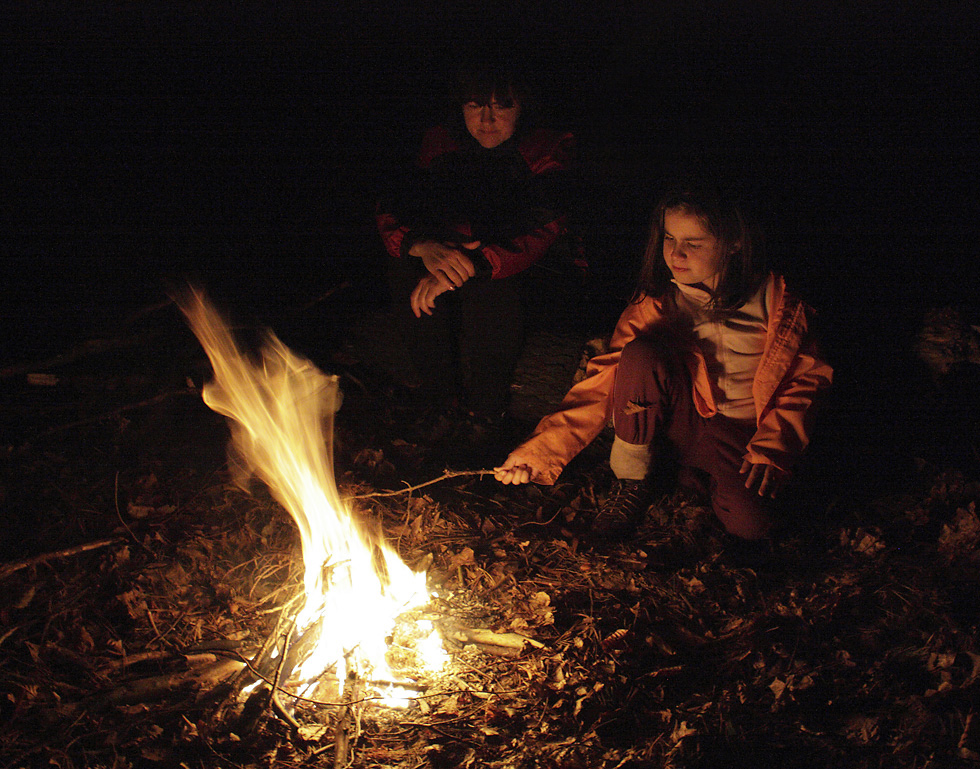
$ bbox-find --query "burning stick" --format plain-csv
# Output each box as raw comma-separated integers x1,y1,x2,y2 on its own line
346,469,493,499
334,666,362,768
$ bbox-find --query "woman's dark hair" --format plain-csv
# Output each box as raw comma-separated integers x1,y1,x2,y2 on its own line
636,175,767,313
453,59,529,108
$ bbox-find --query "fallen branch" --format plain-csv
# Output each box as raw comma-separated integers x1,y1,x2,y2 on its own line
0,537,124,581
22,389,198,447
101,647,244,673
346,469,493,500
0,332,163,380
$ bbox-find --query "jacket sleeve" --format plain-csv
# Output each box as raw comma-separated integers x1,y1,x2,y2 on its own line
745,287,834,471
515,298,663,484
376,209,411,259
478,218,567,279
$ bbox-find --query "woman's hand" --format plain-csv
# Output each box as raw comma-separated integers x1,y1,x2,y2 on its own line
410,274,454,317
408,240,481,288
740,460,787,498
494,450,542,485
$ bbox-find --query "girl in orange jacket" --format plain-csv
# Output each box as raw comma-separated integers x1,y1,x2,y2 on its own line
495,176,833,541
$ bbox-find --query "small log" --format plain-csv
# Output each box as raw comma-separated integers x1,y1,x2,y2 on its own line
448,627,545,657
101,650,175,672
102,649,241,673
297,280,351,312
100,658,245,707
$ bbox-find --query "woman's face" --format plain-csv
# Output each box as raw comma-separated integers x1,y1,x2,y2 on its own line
662,207,728,290
463,95,520,149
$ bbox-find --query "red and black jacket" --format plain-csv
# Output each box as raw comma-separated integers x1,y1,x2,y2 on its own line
377,124,575,279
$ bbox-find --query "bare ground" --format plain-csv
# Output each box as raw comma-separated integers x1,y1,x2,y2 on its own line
1,279,979,769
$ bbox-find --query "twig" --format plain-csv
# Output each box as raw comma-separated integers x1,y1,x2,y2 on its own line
297,281,351,312
234,592,304,691
114,471,142,548
0,538,124,581
346,469,493,500
269,615,301,730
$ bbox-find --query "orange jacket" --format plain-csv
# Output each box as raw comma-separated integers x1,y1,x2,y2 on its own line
517,274,833,484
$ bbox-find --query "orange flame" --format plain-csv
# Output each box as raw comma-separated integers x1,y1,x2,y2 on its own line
179,289,441,701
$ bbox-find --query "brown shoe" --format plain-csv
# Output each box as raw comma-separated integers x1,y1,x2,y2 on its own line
592,480,652,539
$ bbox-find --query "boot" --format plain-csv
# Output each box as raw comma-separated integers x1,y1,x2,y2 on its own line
592,479,652,540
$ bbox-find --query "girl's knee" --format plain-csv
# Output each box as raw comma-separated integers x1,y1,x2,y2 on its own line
713,498,772,540
723,516,771,541
620,337,675,379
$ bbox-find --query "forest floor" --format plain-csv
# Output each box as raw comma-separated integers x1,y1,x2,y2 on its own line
1,272,980,769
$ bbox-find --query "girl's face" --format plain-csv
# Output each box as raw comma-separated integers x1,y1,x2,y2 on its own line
463,95,520,149
662,206,729,291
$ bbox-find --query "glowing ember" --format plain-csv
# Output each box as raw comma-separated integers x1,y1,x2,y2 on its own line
179,289,446,705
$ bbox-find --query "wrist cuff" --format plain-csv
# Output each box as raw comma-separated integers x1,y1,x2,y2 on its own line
400,232,423,259
471,248,494,278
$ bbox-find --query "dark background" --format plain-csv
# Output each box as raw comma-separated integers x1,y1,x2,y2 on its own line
1,1,977,467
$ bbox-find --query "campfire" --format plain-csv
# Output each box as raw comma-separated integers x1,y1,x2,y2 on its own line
5,287,980,767
177,290,449,729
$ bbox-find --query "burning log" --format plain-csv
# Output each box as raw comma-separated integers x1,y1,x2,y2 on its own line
333,668,362,768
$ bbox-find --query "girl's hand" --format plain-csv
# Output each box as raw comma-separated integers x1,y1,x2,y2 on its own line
409,240,480,288
494,451,541,485
410,274,453,317
740,460,786,498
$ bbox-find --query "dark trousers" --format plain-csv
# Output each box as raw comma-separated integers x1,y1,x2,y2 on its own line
612,333,772,540
388,256,524,416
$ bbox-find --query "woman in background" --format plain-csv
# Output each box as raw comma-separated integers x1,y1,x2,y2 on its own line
377,60,576,431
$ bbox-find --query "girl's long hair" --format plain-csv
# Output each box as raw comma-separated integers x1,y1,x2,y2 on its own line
635,176,767,314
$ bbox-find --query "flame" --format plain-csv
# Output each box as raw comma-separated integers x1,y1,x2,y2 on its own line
179,289,445,703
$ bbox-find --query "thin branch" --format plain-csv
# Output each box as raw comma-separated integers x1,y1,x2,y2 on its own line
345,469,494,500
114,471,143,549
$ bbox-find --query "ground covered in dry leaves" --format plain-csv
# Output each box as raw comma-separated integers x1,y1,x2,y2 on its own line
2,291,980,769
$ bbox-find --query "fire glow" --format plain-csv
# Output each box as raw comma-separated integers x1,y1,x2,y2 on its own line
179,289,447,708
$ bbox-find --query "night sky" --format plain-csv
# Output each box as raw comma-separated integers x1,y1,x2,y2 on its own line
1,2,976,370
